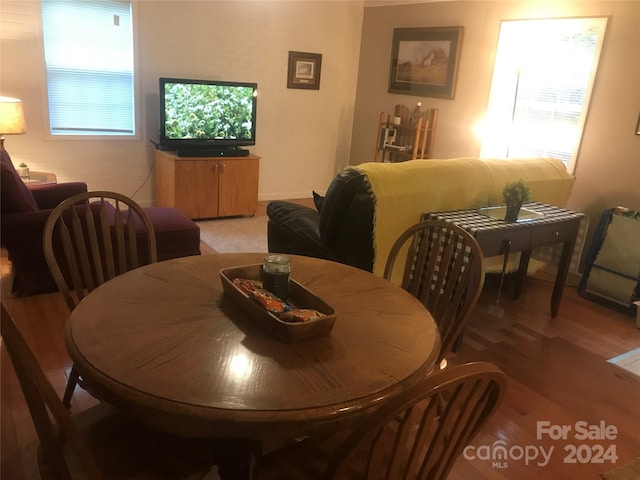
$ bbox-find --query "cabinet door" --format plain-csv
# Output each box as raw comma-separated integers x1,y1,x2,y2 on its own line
218,158,259,217
174,160,219,219
155,151,177,208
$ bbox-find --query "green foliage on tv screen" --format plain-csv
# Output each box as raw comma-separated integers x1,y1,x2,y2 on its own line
164,83,254,140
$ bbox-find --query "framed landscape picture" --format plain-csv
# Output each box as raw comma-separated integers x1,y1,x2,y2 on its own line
388,26,463,99
287,51,322,90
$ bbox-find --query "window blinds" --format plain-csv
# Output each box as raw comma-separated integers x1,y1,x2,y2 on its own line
480,17,607,172
41,0,135,136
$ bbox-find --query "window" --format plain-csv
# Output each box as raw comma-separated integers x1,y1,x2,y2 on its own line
480,17,607,172
41,0,135,136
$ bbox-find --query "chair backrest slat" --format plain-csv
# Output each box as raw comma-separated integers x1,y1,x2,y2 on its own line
57,213,84,310
71,202,97,292
112,199,128,275
82,199,106,286
125,205,141,270
98,198,117,281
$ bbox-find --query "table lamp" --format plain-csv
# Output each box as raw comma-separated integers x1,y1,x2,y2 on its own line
0,96,26,151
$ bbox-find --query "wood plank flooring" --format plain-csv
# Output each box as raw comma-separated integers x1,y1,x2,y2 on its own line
449,274,640,479
2,199,639,479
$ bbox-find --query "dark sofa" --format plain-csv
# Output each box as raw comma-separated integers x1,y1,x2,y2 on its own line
267,167,376,272
1,150,202,296
267,158,577,278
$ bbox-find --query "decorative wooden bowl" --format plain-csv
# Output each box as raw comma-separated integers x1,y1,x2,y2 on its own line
220,264,336,343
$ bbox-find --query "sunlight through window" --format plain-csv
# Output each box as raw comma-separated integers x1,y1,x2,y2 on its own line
480,17,607,173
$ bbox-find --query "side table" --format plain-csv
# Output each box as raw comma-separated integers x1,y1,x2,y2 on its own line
21,171,57,185
423,202,584,317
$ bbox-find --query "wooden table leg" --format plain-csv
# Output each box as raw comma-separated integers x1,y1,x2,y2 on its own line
551,239,576,317
514,249,532,300
214,439,257,480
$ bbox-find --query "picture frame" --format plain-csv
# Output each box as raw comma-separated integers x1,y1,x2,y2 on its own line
287,51,322,90
636,112,640,135
388,26,463,99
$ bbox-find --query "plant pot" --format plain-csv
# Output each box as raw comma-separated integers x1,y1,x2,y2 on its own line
504,202,522,223
505,202,524,223
18,167,29,178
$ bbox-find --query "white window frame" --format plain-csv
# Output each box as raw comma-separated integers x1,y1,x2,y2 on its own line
40,0,140,140
480,17,608,173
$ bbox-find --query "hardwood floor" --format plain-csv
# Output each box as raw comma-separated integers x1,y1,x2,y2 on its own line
2,199,639,479
448,272,640,479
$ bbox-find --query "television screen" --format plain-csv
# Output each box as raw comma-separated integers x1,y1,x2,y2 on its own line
159,77,257,151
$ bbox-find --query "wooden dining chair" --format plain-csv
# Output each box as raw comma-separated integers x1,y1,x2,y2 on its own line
383,220,485,367
253,361,506,479
43,191,158,408
1,303,215,480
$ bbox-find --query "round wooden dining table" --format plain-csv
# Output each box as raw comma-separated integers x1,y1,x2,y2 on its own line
66,253,440,442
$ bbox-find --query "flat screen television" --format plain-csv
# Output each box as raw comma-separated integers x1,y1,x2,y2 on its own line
158,77,257,156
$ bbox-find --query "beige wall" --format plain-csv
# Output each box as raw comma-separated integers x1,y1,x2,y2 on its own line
0,0,364,205
2,0,638,237
352,0,640,243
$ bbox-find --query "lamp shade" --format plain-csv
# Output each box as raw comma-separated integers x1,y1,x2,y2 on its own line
0,97,26,136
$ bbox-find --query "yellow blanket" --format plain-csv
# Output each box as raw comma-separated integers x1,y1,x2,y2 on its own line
352,157,575,278
483,157,575,206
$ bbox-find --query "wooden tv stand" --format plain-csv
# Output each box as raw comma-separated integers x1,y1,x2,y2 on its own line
154,150,260,219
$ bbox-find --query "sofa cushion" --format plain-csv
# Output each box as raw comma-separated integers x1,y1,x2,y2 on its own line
0,150,38,214
30,182,88,209
267,201,333,260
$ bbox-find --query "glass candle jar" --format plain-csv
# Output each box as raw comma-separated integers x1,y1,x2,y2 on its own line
262,254,291,299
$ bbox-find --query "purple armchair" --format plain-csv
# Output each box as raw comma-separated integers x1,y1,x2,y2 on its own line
1,150,201,296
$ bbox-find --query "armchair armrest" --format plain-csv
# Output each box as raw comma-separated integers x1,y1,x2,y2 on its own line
29,182,88,209
1,209,58,294
266,201,335,260
1,209,57,250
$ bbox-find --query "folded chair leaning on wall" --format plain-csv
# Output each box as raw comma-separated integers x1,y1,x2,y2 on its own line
578,206,640,324
43,191,158,409
1,303,216,479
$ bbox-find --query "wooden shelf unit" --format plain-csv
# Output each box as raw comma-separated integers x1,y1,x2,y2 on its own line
154,150,260,219
374,105,438,163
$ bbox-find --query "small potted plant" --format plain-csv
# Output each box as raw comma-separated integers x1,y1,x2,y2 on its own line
17,162,29,179
502,179,531,222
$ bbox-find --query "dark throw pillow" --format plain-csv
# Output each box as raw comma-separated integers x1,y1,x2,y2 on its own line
312,190,324,213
